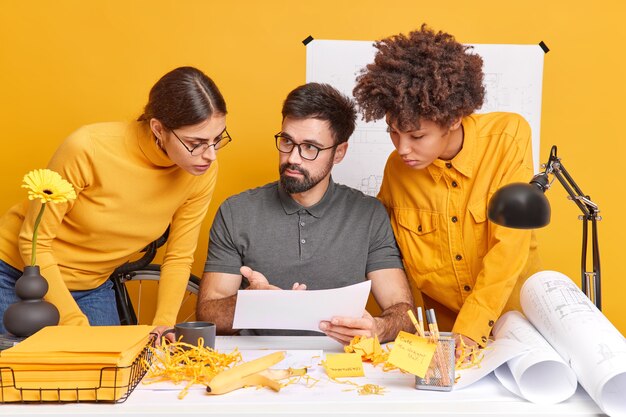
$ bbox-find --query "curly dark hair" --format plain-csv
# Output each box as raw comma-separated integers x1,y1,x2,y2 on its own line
353,24,485,130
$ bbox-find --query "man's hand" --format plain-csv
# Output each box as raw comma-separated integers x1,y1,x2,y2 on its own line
318,310,378,344
240,266,306,290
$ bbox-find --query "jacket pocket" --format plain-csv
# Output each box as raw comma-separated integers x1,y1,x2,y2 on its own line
393,208,443,274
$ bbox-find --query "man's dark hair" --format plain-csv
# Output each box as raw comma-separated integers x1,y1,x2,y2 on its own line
353,24,485,130
282,83,357,144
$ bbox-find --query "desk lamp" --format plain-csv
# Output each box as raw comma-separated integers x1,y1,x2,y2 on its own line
487,145,602,310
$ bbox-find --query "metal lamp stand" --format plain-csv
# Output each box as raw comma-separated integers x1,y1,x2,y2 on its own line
533,146,602,310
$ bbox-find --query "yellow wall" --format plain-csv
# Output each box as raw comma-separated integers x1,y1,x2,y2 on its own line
1,1,624,334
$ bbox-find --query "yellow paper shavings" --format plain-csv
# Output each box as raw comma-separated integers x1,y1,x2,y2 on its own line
345,335,382,360
454,337,486,371
325,374,386,396
258,367,310,391
278,370,319,390
345,335,384,363
315,335,390,395
358,383,386,395
345,335,398,372
142,339,242,399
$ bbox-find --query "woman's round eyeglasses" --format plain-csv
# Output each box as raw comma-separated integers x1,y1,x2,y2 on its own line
171,128,232,156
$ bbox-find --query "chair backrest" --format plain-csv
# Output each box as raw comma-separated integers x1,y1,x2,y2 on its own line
110,226,170,325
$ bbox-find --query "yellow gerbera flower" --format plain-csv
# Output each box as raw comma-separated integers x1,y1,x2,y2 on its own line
21,169,76,265
22,169,77,203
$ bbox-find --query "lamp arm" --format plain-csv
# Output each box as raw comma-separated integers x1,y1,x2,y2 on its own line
544,151,600,220
551,166,596,218
543,146,601,310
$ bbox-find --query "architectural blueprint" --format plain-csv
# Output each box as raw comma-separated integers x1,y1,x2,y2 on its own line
520,271,626,416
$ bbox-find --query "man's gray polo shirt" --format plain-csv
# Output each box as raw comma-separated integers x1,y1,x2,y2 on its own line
204,178,403,335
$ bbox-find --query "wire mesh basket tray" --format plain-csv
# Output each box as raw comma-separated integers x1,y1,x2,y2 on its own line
0,334,155,404
414,332,455,392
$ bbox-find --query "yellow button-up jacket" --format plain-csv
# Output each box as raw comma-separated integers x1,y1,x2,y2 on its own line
378,112,542,346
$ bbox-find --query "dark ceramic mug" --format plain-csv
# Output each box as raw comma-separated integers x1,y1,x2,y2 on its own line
163,321,216,349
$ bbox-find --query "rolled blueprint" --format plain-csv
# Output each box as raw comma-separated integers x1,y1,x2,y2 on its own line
493,310,577,404
521,270,626,416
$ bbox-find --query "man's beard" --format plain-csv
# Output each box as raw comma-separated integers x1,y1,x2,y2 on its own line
279,158,333,194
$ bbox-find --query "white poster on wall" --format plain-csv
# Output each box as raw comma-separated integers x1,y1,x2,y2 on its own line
306,40,545,196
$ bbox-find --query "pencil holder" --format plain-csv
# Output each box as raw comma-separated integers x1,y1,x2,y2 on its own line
415,332,455,392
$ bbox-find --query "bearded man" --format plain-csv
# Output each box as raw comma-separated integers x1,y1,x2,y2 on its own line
196,83,414,344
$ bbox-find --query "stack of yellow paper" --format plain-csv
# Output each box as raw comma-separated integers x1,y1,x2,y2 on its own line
0,325,153,402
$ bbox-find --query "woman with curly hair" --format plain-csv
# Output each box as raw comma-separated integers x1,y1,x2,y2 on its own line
353,25,541,359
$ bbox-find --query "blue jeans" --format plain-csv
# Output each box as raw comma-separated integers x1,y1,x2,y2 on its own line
0,259,120,334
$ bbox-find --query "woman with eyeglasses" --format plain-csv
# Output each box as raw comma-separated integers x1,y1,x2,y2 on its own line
0,66,231,335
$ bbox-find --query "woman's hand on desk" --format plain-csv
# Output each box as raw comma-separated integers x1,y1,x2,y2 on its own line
454,333,480,364
240,266,307,291
319,310,378,344
152,325,175,346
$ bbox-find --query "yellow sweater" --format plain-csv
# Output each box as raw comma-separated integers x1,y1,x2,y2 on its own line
378,112,541,346
0,121,218,326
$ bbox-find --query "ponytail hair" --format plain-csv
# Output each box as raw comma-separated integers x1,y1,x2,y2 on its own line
138,66,227,129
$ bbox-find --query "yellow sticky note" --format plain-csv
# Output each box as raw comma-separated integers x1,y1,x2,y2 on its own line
387,331,437,378
324,353,365,378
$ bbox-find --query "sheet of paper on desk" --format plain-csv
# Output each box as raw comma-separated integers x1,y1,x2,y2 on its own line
233,280,371,331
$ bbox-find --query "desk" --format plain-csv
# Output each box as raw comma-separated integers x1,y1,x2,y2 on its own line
0,336,608,417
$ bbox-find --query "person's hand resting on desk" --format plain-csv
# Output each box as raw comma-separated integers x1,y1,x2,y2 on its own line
455,333,480,364
152,325,176,346
241,266,307,291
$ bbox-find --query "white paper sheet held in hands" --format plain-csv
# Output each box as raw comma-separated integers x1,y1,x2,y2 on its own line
232,280,372,331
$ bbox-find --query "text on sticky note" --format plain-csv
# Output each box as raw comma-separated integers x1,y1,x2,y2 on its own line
324,353,365,378
387,331,437,378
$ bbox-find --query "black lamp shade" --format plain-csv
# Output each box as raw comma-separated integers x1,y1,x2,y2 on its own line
487,182,551,229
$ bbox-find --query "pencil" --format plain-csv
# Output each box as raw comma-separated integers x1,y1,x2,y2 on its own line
407,309,424,337
417,307,425,337
429,308,440,341
425,309,435,342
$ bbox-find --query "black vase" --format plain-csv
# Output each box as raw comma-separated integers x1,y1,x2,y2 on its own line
3,265,60,337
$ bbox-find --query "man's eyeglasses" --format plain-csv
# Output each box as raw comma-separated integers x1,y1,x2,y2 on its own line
274,133,337,161
171,128,232,156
